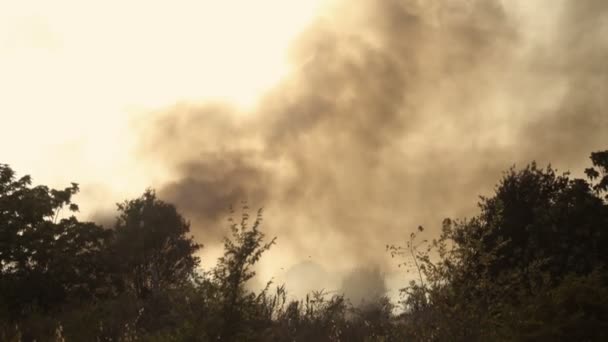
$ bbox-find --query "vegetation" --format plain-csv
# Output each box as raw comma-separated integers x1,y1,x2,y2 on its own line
1,150,607,341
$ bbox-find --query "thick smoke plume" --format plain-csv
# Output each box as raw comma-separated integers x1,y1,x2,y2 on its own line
137,0,608,295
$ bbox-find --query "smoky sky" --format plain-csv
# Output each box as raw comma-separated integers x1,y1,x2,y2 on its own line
137,0,608,276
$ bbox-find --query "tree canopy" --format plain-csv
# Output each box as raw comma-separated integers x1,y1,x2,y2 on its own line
0,164,110,321
1,150,608,341
111,189,200,298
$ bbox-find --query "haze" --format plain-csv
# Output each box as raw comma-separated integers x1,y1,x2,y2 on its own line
2,0,607,298
0,0,324,204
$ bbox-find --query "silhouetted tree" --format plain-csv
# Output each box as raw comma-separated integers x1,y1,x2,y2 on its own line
214,207,276,341
586,150,608,200
395,150,608,341
0,164,110,321
111,189,200,299
477,162,608,282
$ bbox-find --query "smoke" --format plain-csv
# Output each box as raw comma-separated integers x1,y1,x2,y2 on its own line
340,267,387,306
136,0,608,290
519,0,608,165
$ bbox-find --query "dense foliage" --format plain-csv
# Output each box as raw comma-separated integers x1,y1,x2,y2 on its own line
1,150,607,341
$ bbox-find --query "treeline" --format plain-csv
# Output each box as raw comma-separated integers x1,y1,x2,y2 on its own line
1,150,607,341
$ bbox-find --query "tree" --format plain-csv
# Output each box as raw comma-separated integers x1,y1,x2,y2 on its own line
0,164,110,319
476,161,608,282
111,189,200,299
586,150,608,200
394,151,608,340
213,206,276,341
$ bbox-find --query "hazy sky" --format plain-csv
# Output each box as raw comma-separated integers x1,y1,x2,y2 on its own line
0,0,325,211
2,0,607,299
